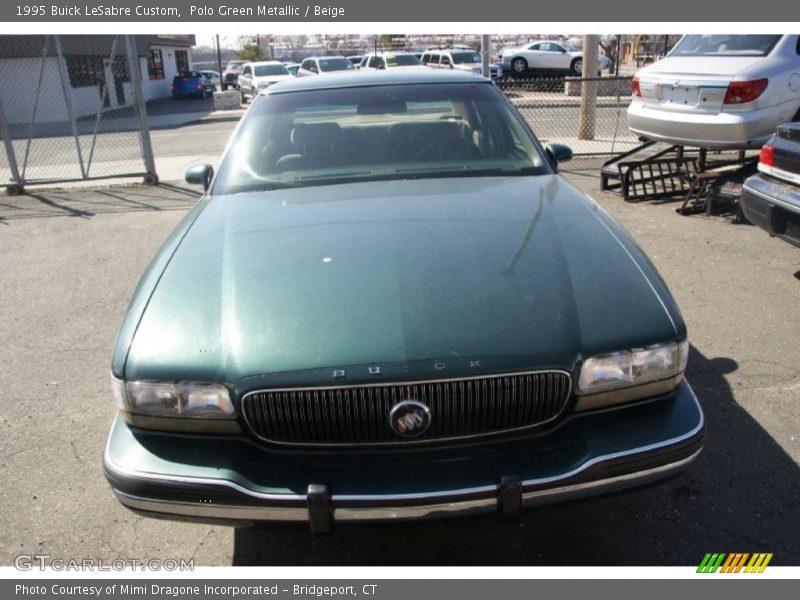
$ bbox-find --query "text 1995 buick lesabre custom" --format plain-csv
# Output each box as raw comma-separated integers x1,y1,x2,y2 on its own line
104,70,704,532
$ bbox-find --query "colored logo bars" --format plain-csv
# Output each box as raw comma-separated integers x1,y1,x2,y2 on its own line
697,553,773,573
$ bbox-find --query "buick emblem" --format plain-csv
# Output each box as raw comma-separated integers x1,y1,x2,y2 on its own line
389,400,431,437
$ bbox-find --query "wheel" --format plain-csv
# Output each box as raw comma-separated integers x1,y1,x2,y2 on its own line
571,58,583,75
240,90,247,104
201,88,208,99
221,83,228,91
511,57,528,75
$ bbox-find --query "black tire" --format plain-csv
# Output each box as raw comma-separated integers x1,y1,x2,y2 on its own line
240,90,247,104
221,83,228,91
510,57,528,76
571,58,583,75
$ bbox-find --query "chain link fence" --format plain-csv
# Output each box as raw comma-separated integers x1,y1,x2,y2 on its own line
0,35,156,193
497,76,638,156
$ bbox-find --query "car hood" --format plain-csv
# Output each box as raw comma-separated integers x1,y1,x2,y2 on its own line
254,74,293,85
637,55,767,81
122,176,682,386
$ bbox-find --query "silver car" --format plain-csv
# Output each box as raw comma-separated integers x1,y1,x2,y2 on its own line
628,34,800,149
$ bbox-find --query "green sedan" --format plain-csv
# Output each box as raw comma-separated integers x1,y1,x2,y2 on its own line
104,70,704,532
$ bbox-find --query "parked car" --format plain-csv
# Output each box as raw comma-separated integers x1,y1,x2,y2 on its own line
237,61,293,103
296,56,356,77
359,52,425,71
170,71,215,99
285,63,301,76
347,55,363,67
740,123,800,247
421,48,502,79
499,40,610,75
104,70,704,531
221,60,247,90
628,34,800,149
199,70,221,90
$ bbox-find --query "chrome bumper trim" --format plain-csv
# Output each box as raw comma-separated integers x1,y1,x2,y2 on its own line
743,180,800,215
105,381,705,505
113,449,701,523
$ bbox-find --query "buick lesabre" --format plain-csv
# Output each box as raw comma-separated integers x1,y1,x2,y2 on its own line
104,70,705,532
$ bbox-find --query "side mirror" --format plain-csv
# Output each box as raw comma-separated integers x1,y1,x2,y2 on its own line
545,143,573,172
185,164,214,192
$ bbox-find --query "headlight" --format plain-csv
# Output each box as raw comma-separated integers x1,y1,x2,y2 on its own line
111,376,240,433
575,340,689,411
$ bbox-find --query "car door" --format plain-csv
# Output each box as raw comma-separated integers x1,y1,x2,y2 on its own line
298,59,317,77
522,43,544,68
533,43,560,69
239,65,253,94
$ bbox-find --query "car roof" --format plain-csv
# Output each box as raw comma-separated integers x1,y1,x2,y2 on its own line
262,69,488,95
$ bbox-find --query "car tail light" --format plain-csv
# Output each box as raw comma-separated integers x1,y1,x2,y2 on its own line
196,83,203,89
724,79,768,105
631,77,641,97
181,77,188,81
759,142,774,168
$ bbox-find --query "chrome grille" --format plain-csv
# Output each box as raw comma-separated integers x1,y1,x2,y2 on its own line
241,371,572,446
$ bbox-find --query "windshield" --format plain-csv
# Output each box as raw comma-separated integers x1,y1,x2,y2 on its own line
212,83,547,195
385,54,422,67
318,58,355,72
226,61,245,69
670,35,782,57
452,52,481,64
254,64,289,76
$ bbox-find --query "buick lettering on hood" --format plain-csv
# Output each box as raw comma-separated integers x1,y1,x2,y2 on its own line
103,70,705,532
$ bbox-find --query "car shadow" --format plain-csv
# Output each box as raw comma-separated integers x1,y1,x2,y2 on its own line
232,345,800,566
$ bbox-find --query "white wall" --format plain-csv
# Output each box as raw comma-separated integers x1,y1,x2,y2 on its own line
0,56,134,125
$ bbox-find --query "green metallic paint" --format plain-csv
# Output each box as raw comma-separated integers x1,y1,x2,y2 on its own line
118,174,683,389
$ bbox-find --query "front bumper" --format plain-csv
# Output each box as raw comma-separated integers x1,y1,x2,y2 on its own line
627,100,785,149
104,380,705,528
741,173,800,248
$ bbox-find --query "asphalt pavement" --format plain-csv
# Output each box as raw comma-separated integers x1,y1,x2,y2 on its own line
0,134,798,567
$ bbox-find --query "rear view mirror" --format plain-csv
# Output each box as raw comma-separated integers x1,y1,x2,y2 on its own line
357,99,407,115
185,164,214,192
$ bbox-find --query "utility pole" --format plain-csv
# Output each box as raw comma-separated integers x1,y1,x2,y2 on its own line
481,34,490,78
215,34,222,75
578,34,599,141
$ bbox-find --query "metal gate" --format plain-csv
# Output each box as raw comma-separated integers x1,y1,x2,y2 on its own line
0,35,157,194
497,76,638,156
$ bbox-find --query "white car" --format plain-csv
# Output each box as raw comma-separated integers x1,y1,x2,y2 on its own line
237,62,293,103
359,52,425,71
628,34,800,149
499,40,610,76
421,49,502,79
296,56,356,77
199,70,221,89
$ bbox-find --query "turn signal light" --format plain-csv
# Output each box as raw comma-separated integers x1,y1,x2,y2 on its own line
631,76,641,97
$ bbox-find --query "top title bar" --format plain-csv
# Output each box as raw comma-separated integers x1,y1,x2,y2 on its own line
2,0,799,22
